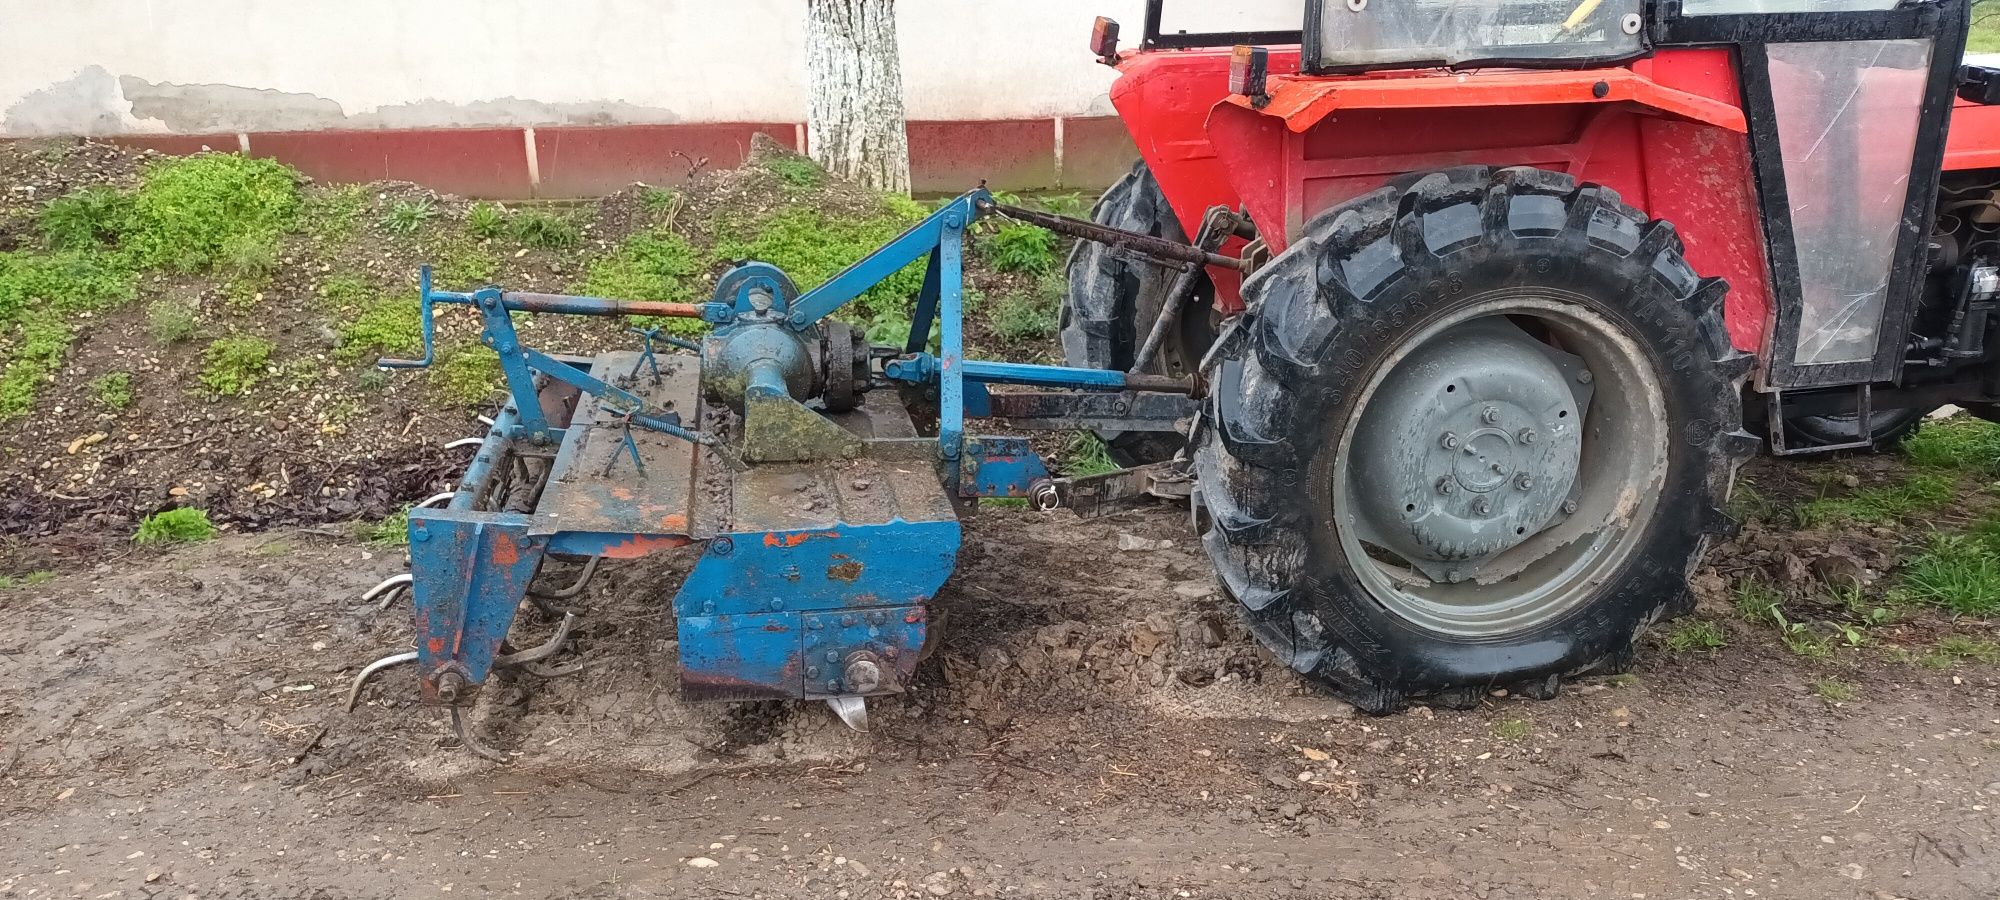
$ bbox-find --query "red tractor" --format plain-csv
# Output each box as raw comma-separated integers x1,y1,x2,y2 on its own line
1062,0,2000,711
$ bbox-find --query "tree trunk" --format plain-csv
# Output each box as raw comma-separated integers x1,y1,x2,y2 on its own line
805,0,911,194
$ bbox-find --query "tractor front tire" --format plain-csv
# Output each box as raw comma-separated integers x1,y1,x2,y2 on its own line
1062,161,1213,463
1195,166,1758,713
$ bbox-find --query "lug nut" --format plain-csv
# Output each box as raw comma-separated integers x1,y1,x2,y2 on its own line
1473,499,1492,516
1561,499,1578,514
1514,473,1534,491
1517,428,1537,444
1577,370,1594,384
1481,406,1500,424
1435,477,1455,496
1439,432,1461,450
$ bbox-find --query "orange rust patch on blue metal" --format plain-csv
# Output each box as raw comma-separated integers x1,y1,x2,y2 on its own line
598,534,693,559
491,535,521,566
762,529,843,548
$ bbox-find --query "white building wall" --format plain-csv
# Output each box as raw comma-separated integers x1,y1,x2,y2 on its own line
0,0,1304,136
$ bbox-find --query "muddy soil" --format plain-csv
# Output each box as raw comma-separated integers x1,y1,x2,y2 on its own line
4,483,1997,900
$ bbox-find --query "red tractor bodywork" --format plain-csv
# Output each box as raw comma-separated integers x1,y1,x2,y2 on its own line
1109,45,2000,357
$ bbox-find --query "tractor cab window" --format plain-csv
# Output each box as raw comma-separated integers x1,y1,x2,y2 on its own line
1770,37,1934,365
1309,0,1647,71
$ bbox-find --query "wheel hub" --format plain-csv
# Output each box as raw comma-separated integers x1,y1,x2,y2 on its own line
1350,318,1589,578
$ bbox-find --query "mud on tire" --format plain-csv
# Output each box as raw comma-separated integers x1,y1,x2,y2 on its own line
1194,166,1760,714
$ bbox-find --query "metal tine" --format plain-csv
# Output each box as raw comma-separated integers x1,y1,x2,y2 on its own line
343,650,418,712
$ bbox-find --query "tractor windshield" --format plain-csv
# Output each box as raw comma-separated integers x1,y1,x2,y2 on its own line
1309,0,1646,71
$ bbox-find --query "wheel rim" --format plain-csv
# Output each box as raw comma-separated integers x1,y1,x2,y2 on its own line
1329,292,1670,638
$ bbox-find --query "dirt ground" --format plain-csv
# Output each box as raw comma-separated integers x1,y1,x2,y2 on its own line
4,473,1998,900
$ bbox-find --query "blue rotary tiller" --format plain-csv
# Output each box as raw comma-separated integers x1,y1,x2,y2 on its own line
350,190,1200,757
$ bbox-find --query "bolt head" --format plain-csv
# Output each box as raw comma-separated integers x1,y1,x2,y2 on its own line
1561,499,1579,514
1473,499,1491,516
825,649,840,663
1577,370,1594,384
1435,477,1456,496
1481,406,1500,424
1517,428,1537,444
844,658,883,693
1439,432,1461,450
1514,473,1534,491
807,666,821,678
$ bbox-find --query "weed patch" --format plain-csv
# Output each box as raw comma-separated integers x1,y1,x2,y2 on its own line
362,506,411,546
466,201,509,240
511,210,581,249
430,345,501,405
1058,432,1120,478
0,249,140,326
146,298,199,343
38,185,133,250
763,154,825,189
127,154,300,272
1900,416,2000,471
579,232,706,333
1664,619,1727,652
1493,718,1530,740
381,198,436,235
1795,472,1955,528
0,570,57,588
981,222,1058,275
135,507,217,543
301,183,370,244
1897,530,2000,616
1812,678,1856,702
0,315,74,420
989,276,1063,343
91,371,134,410
199,335,274,396
711,201,926,322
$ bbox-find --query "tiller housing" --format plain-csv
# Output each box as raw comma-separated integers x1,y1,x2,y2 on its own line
355,192,1197,755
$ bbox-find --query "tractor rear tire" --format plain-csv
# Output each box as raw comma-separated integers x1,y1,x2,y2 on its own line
1194,166,1759,714
1062,161,1214,463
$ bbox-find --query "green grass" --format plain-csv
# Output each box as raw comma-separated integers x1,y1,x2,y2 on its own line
380,198,435,235
1897,530,2000,616
0,249,141,327
91,371,134,410
1900,416,2000,471
510,210,580,249
145,298,199,343
429,345,501,405
466,201,509,240
199,335,274,396
126,154,300,272
0,315,74,421
134,507,217,544
0,570,57,589
710,199,928,324
330,277,420,365
988,275,1062,343
762,154,825,189
578,232,706,334
981,222,1058,275
1664,619,1727,653
1918,634,2000,668
1971,11,2000,54
1734,576,1782,622
362,506,411,546
300,183,370,244
1795,472,1956,528
1058,431,1120,478
431,239,500,288
641,187,678,211
38,185,134,251
1493,718,1530,740
1813,678,1856,703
